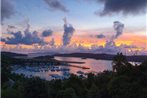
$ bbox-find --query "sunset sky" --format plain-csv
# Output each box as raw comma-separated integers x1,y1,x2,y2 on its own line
1,0,147,54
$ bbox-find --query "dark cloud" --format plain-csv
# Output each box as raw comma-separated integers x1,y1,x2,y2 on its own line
1,38,6,42
63,18,75,46
95,0,147,16
113,21,124,38
42,29,53,37
2,22,47,45
2,31,46,45
96,34,105,38
1,0,15,21
8,25,16,29
104,21,124,49
2,31,23,44
44,0,69,12
23,31,46,45
7,25,16,32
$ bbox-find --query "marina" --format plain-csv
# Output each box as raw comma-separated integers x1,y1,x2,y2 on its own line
11,56,112,80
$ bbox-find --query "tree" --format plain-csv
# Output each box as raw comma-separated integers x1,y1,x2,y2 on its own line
88,83,100,98
23,77,48,98
56,88,78,98
108,75,147,98
1,55,12,86
1,88,20,98
112,53,129,72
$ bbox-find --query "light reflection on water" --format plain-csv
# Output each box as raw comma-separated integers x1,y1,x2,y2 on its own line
54,56,112,73
13,57,112,81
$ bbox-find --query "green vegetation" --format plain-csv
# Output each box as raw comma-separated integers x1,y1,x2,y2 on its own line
1,53,147,98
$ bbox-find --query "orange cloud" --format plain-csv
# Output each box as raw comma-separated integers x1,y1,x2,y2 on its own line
1,32,146,51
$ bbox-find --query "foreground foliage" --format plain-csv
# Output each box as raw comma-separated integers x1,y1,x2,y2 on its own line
1,53,147,98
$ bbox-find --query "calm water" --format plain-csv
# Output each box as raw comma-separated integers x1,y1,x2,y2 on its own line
54,56,112,73
12,57,112,80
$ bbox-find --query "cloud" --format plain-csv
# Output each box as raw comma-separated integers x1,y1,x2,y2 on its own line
1,38,6,42
6,25,16,32
96,34,106,38
103,21,124,50
2,31,23,44
2,31,46,45
2,21,47,45
49,38,55,46
113,21,124,38
7,25,16,29
44,0,69,12
42,29,53,37
1,0,15,21
121,44,137,49
95,0,147,16
62,18,75,46
23,31,46,45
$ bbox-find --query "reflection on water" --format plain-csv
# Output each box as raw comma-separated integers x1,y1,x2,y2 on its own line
12,57,112,81
55,56,112,73
12,66,71,81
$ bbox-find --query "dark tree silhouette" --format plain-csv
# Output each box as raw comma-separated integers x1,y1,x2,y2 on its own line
112,53,128,72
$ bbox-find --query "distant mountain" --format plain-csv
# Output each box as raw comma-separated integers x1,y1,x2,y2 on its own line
34,55,54,59
1,52,27,57
28,52,58,57
54,53,147,62
2,52,147,62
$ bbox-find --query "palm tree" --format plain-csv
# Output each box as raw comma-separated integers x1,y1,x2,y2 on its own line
112,53,128,72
